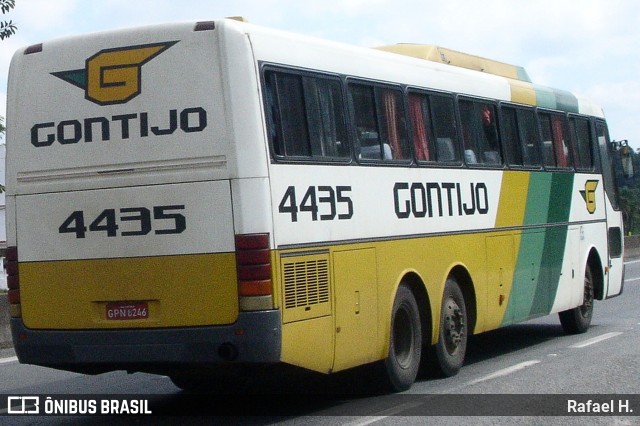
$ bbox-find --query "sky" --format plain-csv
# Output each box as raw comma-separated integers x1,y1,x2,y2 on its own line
0,0,639,147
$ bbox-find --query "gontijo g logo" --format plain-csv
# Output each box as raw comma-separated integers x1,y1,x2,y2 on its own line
52,41,178,105
580,180,599,214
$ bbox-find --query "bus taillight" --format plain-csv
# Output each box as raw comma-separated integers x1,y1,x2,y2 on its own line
235,233,273,311
4,246,21,317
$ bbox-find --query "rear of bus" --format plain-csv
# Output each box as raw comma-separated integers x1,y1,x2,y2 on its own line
5,20,279,374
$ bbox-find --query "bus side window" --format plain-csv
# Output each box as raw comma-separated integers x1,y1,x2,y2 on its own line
408,92,460,164
265,70,349,161
408,92,434,162
570,116,594,170
539,113,555,167
501,106,523,166
349,84,381,160
304,78,349,159
596,122,620,210
431,95,460,163
349,83,410,162
377,88,410,161
459,99,502,166
539,112,573,169
501,105,541,168
459,100,477,164
265,71,311,157
518,108,541,167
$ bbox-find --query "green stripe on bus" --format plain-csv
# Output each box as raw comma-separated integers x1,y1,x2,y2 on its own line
502,173,574,323
523,173,552,225
530,225,569,316
529,173,574,316
504,229,546,324
554,89,579,114
534,86,557,109
533,85,579,113
546,173,574,223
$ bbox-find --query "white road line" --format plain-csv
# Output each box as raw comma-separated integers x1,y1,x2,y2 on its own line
0,356,17,364
344,402,424,426
625,277,640,284
345,330,628,424
466,360,541,386
569,331,623,349
624,259,640,265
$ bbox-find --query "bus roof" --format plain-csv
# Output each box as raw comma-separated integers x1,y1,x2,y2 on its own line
232,19,604,118
371,43,604,118
375,44,532,83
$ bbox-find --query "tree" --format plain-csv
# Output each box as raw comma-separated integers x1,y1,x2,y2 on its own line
0,0,15,192
620,186,640,235
616,147,640,234
0,0,16,40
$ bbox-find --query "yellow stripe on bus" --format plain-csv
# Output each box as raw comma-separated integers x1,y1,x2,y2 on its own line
509,79,537,106
495,171,530,228
19,253,239,329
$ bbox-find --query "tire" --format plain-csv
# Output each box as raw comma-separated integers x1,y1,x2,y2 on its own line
433,277,467,377
383,284,422,392
559,264,594,334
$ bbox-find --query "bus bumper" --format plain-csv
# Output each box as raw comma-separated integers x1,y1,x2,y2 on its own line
10,310,281,372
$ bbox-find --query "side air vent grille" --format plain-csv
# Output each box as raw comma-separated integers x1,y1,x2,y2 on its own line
284,259,329,309
281,253,332,323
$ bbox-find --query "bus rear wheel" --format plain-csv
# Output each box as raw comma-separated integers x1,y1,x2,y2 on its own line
559,264,594,334
433,277,467,377
383,283,422,392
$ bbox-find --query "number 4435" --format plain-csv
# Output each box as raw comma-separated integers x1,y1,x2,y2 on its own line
59,205,186,239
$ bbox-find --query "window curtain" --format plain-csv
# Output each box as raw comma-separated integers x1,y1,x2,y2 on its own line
552,116,568,167
409,95,430,161
317,83,337,157
383,91,402,160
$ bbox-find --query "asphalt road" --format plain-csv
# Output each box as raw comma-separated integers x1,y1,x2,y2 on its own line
1,261,639,425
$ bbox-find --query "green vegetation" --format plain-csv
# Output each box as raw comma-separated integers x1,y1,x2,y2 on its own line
0,0,16,40
616,146,640,234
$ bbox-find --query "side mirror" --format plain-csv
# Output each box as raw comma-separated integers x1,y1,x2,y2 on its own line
612,140,634,179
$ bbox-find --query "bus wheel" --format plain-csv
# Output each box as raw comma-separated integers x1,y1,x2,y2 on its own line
559,264,594,334
433,277,467,377
384,283,422,392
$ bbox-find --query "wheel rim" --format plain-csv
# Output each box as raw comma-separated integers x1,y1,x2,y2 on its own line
443,296,465,355
393,304,414,369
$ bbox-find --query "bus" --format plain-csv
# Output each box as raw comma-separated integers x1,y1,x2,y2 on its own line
5,18,626,392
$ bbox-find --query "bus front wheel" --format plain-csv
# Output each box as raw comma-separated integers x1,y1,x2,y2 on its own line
383,283,422,392
433,277,467,377
559,264,594,334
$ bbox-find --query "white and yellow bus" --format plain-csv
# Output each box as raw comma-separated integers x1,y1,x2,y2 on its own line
5,18,626,392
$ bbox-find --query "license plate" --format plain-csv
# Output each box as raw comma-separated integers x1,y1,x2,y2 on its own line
106,302,149,320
